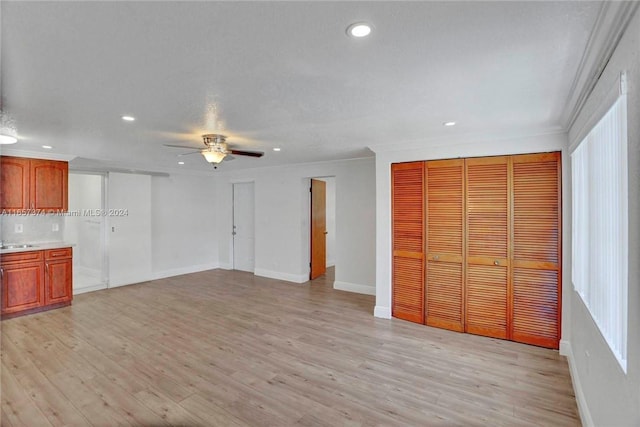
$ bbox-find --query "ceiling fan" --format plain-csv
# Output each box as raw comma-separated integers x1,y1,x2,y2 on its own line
164,134,264,165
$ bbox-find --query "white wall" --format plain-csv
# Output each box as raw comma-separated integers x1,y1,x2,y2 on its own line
371,132,569,322
216,158,376,295
106,172,217,288
108,173,152,287
564,10,640,426
151,174,217,279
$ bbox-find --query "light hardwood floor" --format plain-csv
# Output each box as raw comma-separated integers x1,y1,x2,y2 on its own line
1,268,579,426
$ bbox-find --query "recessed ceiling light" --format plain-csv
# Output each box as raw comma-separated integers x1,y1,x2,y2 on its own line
178,161,185,165
42,145,53,149
122,115,135,122
273,147,281,152
347,22,372,38
443,121,456,127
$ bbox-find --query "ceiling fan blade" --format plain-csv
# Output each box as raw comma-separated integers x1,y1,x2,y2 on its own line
177,150,203,156
229,149,264,158
164,144,202,149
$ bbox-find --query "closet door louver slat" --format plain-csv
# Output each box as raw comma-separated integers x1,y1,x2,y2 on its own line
512,153,561,349
425,159,465,332
465,157,509,339
392,162,425,324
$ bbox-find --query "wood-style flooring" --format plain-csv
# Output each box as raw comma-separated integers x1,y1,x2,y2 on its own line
1,268,580,426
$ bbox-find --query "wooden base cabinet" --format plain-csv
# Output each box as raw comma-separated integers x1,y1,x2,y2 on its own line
1,248,73,318
1,260,45,315
391,152,561,349
45,248,73,306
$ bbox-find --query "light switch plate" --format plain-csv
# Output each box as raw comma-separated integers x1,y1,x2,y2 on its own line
52,223,59,232
14,224,23,233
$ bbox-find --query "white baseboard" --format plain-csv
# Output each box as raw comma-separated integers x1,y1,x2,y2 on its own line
218,262,233,270
327,258,335,268
333,281,375,295
254,268,307,284
73,283,108,295
152,263,218,280
561,340,593,427
374,306,391,319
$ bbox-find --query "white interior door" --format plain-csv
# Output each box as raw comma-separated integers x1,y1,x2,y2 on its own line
233,182,255,272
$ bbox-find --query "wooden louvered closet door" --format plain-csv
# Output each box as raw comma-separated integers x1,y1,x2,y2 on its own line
511,153,561,348
391,162,425,323
425,159,465,332
465,157,510,339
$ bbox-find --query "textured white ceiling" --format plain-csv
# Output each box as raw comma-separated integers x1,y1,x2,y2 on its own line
1,1,601,172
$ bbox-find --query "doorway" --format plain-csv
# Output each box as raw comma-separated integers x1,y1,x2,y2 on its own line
64,172,108,294
232,182,255,272
309,177,336,280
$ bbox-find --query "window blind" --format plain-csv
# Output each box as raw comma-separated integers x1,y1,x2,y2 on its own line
571,90,628,372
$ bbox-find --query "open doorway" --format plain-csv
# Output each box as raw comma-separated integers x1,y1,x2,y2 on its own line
309,177,336,280
64,172,108,294
232,182,255,273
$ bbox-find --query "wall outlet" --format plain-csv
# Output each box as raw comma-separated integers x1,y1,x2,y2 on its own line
52,223,59,232
14,224,23,233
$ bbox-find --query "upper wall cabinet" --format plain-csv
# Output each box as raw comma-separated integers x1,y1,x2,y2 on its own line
0,157,30,210
0,156,68,212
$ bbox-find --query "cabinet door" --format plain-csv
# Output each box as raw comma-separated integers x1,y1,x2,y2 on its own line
392,162,425,324
425,159,465,332
0,157,30,210
465,157,510,339
1,262,45,314
511,153,561,349
30,159,68,211
45,258,73,305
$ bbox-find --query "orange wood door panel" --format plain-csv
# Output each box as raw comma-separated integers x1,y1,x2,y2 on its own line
45,258,73,305
392,162,425,324
425,159,464,332
1,262,45,314
30,159,68,211
0,157,30,211
465,156,509,339
511,152,561,349
310,179,327,280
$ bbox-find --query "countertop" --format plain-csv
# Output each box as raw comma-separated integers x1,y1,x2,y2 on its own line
0,241,75,255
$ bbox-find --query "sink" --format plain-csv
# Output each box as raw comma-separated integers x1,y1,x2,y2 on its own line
0,244,38,250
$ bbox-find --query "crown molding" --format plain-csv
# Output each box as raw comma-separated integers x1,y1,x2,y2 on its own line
368,126,565,154
561,1,640,131
0,147,77,162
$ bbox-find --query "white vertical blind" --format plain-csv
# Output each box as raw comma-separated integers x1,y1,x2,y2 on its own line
571,92,628,372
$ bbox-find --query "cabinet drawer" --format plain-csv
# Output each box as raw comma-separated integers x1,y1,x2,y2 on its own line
45,248,72,260
0,251,43,265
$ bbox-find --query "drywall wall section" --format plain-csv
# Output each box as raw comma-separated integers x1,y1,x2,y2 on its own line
108,172,152,287
215,158,375,295
565,9,640,426
151,174,218,279
106,172,218,287
370,132,569,321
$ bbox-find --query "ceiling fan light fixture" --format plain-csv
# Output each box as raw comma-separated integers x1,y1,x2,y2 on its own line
202,150,226,164
0,111,18,144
